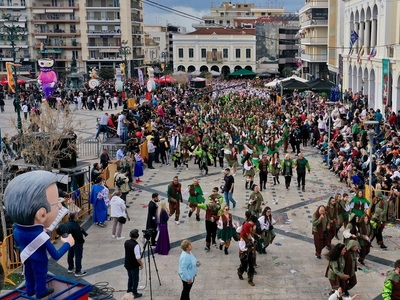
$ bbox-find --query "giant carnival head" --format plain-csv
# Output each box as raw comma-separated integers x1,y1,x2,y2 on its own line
37,59,58,99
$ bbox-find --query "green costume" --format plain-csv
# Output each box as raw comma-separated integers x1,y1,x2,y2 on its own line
382,269,400,300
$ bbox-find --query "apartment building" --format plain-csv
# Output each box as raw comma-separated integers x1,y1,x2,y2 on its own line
0,1,31,76
298,0,329,80
0,0,144,78
143,25,168,67
172,27,256,77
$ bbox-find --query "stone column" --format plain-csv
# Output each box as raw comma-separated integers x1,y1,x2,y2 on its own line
359,21,365,50
371,18,377,47
364,20,371,54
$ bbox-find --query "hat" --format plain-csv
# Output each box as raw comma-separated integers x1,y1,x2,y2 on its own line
152,193,159,198
346,239,360,250
393,150,399,156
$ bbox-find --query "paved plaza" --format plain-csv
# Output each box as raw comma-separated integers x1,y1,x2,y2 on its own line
0,99,396,299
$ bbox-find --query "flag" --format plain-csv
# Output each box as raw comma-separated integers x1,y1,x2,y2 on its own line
348,30,359,60
138,68,144,86
350,30,359,48
367,47,376,60
357,46,365,63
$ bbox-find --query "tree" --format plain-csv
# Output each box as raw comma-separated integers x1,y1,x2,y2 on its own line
98,68,115,80
17,102,81,171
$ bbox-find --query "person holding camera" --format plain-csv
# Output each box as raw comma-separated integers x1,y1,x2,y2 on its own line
146,193,159,246
124,229,143,299
65,212,88,277
114,166,130,203
110,189,129,240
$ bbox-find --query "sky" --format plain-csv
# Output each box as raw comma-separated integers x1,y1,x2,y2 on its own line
143,0,305,32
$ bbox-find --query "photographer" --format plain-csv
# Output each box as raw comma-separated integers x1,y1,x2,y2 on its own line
124,229,143,299
114,166,130,203
91,163,103,183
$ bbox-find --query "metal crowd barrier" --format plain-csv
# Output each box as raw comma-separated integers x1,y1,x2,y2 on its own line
0,233,22,286
76,137,101,158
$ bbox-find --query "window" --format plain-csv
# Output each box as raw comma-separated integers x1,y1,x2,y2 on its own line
246,49,251,59
223,48,228,58
189,48,194,58
178,48,183,58
72,50,78,59
201,48,206,58
236,49,241,59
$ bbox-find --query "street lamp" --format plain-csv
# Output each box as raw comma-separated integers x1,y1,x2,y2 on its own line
119,40,131,78
1,14,26,136
325,101,335,169
119,40,131,100
364,120,379,201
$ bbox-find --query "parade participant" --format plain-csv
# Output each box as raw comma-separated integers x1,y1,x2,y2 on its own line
110,189,128,240
336,193,350,239
382,259,400,300
280,153,294,190
294,152,310,192
269,152,280,185
197,197,221,251
124,229,143,299
208,187,224,212
343,213,360,247
90,177,108,227
155,201,170,255
194,144,214,175
247,185,264,217
243,153,256,190
178,240,200,300
372,191,389,249
326,197,338,250
146,193,159,246
187,179,205,221
223,168,236,209
358,214,372,265
312,205,328,259
133,148,144,183
329,287,360,300
217,205,236,255
258,154,269,191
66,212,88,277
258,206,276,254
237,216,256,286
4,171,74,298
326,243,350,295
342,240,359,296
348,190,369,218
167,176,182,225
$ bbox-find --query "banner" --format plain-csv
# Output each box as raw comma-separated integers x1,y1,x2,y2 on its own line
382,58,390,106
138,68,144,86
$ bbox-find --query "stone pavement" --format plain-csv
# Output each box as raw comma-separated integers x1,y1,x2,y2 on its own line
0,100,396,299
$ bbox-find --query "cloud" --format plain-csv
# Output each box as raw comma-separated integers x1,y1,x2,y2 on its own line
144,5,209,33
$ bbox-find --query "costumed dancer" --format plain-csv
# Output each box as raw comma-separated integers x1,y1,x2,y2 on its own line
197,197,221,251
237,217,256,286
37,59,58,99
133,148,144,183
187,179,205,221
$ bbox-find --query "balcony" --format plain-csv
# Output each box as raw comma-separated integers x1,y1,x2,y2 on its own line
32,16,80,23
279,44,298,50
32,2,79,9
0,1,26,9
300,53,327,62
87,43,120,48
34,43,81,49
301,19,328,27
300,36,327,45
86,18,120,23
279,34,296,39
132,43,144,47
206,51,223,64
86,56,121,61
131,2,143,10
299,0,328,14
87,30,121,36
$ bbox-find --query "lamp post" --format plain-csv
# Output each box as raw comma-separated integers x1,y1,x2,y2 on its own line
119,40,131,99
1,14,26,136
364,120,379,201
326,101,335,169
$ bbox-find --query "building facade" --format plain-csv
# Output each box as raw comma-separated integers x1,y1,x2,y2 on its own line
0,0,144,78
339,0,400,112
172,28,256,77
298,0,329,80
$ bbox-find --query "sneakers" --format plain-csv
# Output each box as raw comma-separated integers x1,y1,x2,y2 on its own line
67,269,74,274
233,202,236,209
97,222,106,228
381,244,388,249
117,236,125,240
75,271,87,277
175,220,180,225
204,246,210,251
133,293,143,299
111,235,116,239
212,243,217,247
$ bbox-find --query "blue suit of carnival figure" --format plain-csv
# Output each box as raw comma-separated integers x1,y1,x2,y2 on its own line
14,224,70,297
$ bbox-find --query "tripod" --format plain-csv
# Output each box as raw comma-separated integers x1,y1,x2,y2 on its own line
141,238,162,300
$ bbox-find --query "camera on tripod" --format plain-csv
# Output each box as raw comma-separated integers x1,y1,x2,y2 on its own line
142,229,156,240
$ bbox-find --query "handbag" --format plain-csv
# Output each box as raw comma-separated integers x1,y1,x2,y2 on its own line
117,216,127,224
